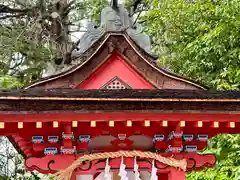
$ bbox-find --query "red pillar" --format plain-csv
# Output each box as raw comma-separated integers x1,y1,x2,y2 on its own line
168,168,186,180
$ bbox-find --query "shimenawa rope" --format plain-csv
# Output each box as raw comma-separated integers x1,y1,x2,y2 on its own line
54,150,187,180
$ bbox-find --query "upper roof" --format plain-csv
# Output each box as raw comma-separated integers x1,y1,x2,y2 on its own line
23,33,207,90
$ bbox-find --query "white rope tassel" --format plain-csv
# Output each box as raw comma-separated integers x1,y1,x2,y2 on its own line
104,158,112,180
119,157,128,180
134,157,141,180
150,160,158,180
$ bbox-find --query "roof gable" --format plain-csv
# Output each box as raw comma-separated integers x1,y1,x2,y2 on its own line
24,33,206,90
78,52,153,89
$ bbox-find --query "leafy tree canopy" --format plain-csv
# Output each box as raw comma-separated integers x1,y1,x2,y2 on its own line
142,0,240,90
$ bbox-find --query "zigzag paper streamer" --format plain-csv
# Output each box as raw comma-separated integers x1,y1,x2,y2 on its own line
150,160,158,180
118,157,128,180
104,159,112,180
134,157,141,180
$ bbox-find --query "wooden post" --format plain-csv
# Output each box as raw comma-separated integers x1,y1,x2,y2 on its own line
112,172,120,180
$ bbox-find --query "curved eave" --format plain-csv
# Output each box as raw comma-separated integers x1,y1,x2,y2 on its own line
23,32,207,90
7,136,26,158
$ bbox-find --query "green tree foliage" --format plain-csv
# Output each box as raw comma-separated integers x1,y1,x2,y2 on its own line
187,134,240,179
142,0,240,90
73,0,108,24
0,24,53,84
142,0,240,179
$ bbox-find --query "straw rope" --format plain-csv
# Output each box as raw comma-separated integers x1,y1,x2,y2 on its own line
54,150,187,180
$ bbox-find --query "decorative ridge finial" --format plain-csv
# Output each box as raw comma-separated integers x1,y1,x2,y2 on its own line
71,3,158,58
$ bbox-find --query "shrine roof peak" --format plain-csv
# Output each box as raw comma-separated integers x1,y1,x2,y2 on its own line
25,33,207,90
71,3,158,58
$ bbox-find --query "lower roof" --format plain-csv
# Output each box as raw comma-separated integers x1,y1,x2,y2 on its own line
0,89,239,101
23,33,207,90
0,89,239,113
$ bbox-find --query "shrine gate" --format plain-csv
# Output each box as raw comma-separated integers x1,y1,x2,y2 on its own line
0,2,239,180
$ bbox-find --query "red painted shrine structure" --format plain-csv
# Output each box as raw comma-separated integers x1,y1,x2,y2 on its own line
1,4,240,180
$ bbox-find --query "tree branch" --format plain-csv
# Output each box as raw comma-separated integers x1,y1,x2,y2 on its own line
0,13,26,20
133,0,142,12
63,0,75,12
0,4,31,13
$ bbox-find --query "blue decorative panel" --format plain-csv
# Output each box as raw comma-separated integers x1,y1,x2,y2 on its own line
153,134,165,142
79,135,91,142
166,145,183,153
184,145,197,152
32,136,44,144
44,147,58,155
197,134,208,142
48,136,59,143
183,134,194,142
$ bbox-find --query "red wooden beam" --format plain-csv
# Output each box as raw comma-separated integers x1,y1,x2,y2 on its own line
0,112,239,122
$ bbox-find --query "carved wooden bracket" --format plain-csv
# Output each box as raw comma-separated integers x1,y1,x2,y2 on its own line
25,152,216,174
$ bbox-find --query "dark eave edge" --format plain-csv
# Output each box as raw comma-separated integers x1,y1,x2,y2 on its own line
0,96,239,102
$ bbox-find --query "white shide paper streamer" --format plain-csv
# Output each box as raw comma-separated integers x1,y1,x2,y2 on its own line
119,157,128,180
150,160,158,180
104,158,112,180
134,157,141,180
